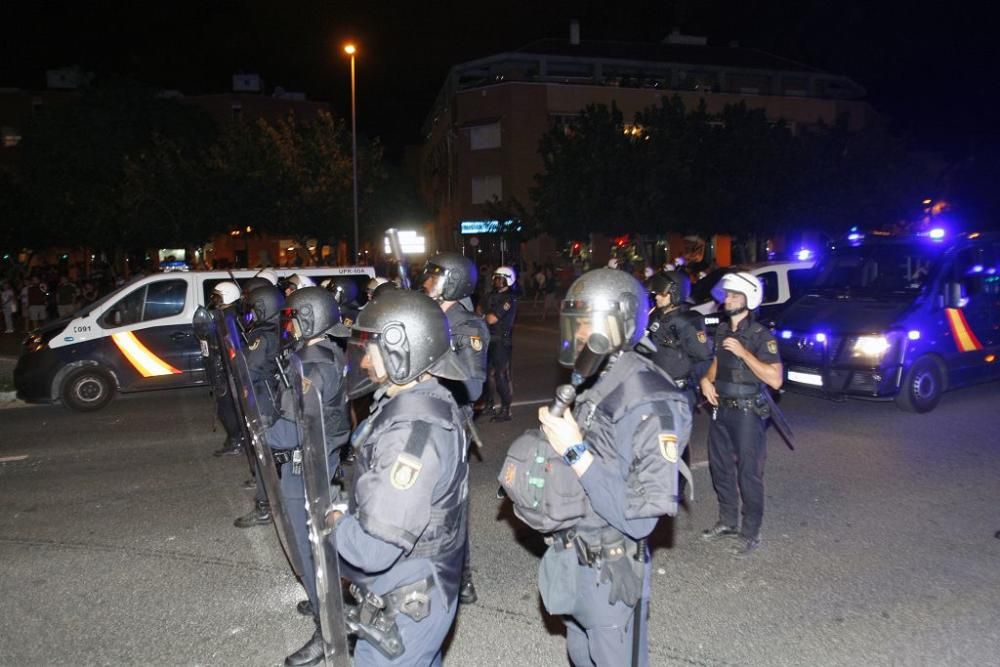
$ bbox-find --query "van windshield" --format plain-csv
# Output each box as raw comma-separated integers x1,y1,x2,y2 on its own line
812,243,940,297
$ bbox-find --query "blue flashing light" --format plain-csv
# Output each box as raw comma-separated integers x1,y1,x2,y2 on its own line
971,264,984,273
907,330,921,341
929,227,946,240
780,330,793,339
847,232,862,242
796,249,812,261
815,332,827,343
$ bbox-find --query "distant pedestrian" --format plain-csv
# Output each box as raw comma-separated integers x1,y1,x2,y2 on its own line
1,281,16,333
56,276,79,318
26,277,48,330
541,267,559,321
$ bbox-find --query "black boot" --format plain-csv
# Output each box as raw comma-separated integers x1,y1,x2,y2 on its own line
213,437,244,457
296,599,314,617
233,500,271,528
459,579,478,604
284,629,325,667
490,407,512,422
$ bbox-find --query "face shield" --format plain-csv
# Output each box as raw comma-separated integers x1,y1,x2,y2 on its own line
558,297,625,372
346,329,388,399
420,262,447,300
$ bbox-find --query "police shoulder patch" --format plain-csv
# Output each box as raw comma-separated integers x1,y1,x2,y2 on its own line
343,317,353,327
248,337,261,351
390,452,423,490
658,433,679,463
767,340,778,355
301,375,312,394
502,301,511,311
696,330,707,344
470,336,483,352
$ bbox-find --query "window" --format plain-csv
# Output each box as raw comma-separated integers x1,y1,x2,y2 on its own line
102,279,186,328
471,175,502,204
756,271,779,304
469,123,501,150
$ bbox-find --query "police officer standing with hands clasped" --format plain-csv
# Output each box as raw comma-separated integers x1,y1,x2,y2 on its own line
501,268,693,666
699,272,783,558
481,265,517,422
326,289,470,666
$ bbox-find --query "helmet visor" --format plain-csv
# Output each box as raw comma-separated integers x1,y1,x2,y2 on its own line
420,262,447,300
558,299,624,368
346,329,387,399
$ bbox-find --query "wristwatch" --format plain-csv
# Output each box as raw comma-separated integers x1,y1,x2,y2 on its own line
563,442,588,466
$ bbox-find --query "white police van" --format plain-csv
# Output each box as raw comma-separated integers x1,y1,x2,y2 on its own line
14,267,374,411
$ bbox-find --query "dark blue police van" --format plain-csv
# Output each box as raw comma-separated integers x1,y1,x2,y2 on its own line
775,229,999,412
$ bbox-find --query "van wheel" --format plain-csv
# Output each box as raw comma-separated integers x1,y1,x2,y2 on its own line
62,367,116,412
895,357,943,413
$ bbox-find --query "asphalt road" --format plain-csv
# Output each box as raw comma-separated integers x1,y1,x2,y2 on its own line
2,303,999,666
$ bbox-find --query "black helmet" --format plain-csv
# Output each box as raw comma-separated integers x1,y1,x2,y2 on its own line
371,280,398,299
246,285,285,324
241,277,271,297
647,270,691,304
559,267,649,369
283,286,349,340
326,276,360,306
346,290,466,399
421,251,477,301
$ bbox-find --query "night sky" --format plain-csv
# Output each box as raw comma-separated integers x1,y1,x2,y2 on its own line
3,1,994,158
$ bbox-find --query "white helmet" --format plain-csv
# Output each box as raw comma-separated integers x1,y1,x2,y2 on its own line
493,265,516,288
607,258,619,270
287,274,315,290
213,281,241,306
257,269,279,285
367,276,389,293
711,271,763,311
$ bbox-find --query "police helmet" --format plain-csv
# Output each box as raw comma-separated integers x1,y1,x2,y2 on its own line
647,271,691,304
493,265,516,288
327,277,360,306
422,251,477,301
241,277,271,296
371,280,398,300
213,281,241,306
283,286,349,340
346,290,466,399
559,268,649,369
287,274,316,291
257,269,279,286
246,285,284,324
711,271,763,312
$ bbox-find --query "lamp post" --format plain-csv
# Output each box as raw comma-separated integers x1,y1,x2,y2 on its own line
344,43,360,264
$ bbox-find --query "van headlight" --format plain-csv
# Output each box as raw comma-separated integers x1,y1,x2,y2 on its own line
841,332,901,365
24,334,47,353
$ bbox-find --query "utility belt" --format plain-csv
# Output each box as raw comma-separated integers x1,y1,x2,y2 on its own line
718,394,770,418
271,447,302,477
547,528,637,568
345,575,436,660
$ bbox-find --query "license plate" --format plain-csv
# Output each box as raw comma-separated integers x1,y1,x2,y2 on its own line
788,370,823,387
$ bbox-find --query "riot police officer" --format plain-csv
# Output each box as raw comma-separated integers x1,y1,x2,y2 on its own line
529,268,693,667
326,289,469,666
206,281,245,457
481,265,517,421
699,272,783,557
421,251,489,605
232,285,285,529
268,286,352,667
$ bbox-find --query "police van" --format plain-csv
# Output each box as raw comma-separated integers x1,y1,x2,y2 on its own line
14,267,374,411
774,229,999,412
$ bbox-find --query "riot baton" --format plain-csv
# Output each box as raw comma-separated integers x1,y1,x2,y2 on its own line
385,228,411,290
762,389,795,450
631,538,646,667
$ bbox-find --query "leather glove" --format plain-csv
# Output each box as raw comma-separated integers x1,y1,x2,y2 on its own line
600,553,643,607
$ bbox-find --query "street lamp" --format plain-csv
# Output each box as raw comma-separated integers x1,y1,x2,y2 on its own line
344,43,360,264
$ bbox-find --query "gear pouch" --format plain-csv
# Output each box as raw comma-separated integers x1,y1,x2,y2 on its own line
538,544,578,616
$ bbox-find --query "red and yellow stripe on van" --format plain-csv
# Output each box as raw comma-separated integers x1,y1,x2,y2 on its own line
111,332,182,377
944,308,983,353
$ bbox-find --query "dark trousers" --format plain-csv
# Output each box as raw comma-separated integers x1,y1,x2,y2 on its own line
279,462,317,610
485,342,513,409
707,404,767,539
215,387,242,442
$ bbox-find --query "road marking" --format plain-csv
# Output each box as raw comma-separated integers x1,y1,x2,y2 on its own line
0,455,28,463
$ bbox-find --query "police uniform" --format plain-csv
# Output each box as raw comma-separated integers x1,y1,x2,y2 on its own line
266,338,351,612
646,304,712,402
707,316,780,543
483,289,516,414
241,319,282,517
547,352,691,667
443,301,489,407
336,378,468,666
